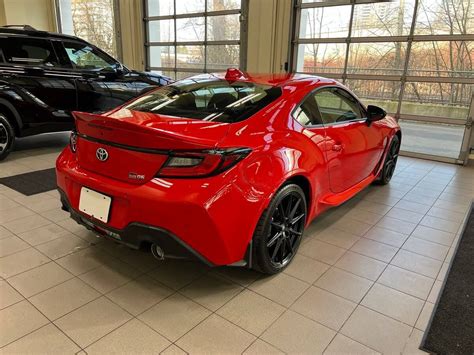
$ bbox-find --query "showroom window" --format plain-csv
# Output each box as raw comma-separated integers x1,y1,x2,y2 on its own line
292,0,474,162
56,0,120,58
144,0,246,80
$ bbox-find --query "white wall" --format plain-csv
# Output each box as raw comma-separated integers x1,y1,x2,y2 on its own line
246,0,292,73
118,0,145,70
0,0,57,31
0,1,6,25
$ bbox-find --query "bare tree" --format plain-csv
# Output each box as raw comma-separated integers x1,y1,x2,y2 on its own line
410,0,473,106
70,0,117,57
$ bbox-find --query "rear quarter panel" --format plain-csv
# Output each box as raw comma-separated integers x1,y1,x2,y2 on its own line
221,91,331,228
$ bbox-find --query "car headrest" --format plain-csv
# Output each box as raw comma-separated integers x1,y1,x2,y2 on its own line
207,93,236,110
174,93,197,109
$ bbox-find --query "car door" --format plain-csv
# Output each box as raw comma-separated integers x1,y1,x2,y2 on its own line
313,87,385,193
60,40,138,112
0,36,77,129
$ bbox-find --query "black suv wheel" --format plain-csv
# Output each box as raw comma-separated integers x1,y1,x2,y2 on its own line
252,184,307,274
0,114,15,161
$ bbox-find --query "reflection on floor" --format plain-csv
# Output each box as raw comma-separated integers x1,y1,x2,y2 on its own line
1,132,473,354
0,132,69,178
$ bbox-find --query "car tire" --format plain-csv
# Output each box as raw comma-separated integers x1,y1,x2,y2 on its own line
0,114,15,161
252,184,307,274
378,135,400,185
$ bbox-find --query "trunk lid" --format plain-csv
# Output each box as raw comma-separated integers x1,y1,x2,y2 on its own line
74,108,230,184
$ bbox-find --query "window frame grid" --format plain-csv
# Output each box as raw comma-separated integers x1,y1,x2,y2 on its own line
144,0,247,78
291,0,474,125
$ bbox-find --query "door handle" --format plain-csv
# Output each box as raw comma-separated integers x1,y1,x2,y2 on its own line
332,143,343,152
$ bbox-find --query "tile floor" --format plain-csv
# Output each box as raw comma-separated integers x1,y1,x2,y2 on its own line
0,132,473,354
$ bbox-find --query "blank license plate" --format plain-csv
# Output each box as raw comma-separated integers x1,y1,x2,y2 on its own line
79,187,112,223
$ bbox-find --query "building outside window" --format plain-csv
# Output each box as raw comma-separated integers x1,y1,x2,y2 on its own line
57,0,119,58
144,0,245,80
293,0,473,162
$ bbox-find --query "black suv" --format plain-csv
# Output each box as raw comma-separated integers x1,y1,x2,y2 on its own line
0,25,172,160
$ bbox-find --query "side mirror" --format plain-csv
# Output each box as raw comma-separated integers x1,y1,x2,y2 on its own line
116,64,127,76
100,66,124,79
366,105,386,125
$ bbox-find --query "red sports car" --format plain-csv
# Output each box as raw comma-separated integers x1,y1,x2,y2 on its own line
56,69,401,274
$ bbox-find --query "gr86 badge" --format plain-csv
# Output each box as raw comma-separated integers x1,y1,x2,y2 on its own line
128,172,145,181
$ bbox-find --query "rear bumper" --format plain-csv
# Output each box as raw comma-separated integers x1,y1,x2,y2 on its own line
56,147,264,266
59,189,213,265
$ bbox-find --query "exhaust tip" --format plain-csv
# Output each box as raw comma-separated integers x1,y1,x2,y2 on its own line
151,244,165,260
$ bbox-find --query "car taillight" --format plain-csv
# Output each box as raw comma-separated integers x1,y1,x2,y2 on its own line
156,148,251,178
70,131,77,153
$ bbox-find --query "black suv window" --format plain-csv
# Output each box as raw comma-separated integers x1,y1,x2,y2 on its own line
62,41,117,70
0,37,59,66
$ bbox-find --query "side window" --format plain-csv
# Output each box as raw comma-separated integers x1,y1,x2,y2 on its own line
0,38,59,67
294,106,312,126
314,88,363,125
293,95,323,126
62,41,117,70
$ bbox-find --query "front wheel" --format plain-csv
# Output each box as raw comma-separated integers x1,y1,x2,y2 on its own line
0,114,15,161
252,184,307,274
378,135,400,185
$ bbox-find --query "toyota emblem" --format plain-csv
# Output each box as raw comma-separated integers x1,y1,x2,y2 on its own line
96,148,109,162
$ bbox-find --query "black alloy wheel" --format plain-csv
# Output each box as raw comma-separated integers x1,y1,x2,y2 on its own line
379,135,400,185
0,114,14,161
267,193,306,267
252,184,307,274
0,122,8,152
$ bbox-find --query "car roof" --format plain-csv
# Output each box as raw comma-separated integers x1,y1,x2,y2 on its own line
0,26,86,43
184,72,339,89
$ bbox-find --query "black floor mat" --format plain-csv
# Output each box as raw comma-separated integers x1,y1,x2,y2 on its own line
0,168,57,196
421,203,474,354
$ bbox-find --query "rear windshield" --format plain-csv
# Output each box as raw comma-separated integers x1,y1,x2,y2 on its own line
125,78,282,123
